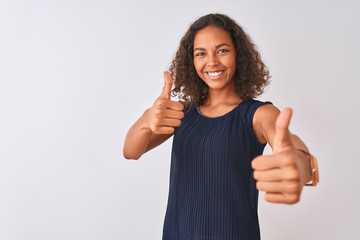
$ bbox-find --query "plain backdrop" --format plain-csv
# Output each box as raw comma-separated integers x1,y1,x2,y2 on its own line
1,0,359,239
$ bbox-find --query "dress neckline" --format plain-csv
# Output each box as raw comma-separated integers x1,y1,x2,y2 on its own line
196,99,247,119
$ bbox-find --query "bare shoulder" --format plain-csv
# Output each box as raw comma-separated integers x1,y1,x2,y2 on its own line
254,104,280,119
253,104,280,144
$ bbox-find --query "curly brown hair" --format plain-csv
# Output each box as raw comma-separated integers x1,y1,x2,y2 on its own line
169,13,271,108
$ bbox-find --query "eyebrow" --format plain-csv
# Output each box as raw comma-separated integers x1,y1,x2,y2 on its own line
194,43,231,52
216,43,231,48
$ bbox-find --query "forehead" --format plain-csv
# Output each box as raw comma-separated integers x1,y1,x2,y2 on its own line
193,25,233,48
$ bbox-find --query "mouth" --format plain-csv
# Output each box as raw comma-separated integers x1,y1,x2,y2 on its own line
206,70,224,79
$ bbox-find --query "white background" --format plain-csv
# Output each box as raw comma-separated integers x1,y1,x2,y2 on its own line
1,0,359,239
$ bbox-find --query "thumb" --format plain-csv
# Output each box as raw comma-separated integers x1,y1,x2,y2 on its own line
159,71,173,99
273,107,293,154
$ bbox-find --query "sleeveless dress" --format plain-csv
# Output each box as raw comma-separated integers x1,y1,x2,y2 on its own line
162,99,272,240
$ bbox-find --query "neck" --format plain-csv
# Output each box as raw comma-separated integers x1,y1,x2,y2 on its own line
204,87,241,107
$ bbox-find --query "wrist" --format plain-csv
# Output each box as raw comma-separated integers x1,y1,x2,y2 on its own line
295,149,311,183
296,149,319,186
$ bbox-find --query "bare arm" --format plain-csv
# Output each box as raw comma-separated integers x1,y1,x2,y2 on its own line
123,72,184,160
252,104,312,204
123,109,174,160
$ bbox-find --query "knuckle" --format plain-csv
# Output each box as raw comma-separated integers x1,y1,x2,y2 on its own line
154,111,161,118
280,152,297,167
289,194,300,204
157,100,165,107
154,99,161,106
292,170,300,180
264,193,272,202
289,158,297,168
294,182,301,192
155,109,166,118
253,171,259,180
280,157,291,166
165,127,175,134
256,181,262,190
285,169,300,181
287,182,301,192
175,101,184,109
251,157,260,168
153,128,160,134
153,118,161,126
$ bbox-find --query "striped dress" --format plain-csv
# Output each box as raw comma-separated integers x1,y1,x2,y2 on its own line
162,99,272,240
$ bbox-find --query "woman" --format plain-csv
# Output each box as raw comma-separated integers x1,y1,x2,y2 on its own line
123,13,318,240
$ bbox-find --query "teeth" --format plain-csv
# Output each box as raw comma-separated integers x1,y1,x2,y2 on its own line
207,71,223,76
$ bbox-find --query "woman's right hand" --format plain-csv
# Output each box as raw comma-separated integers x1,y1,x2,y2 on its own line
146,71,184,134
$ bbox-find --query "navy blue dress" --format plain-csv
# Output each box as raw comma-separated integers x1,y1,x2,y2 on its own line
162,99,272,240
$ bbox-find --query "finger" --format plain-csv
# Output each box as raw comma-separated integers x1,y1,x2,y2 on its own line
166,101,184,111
273,107,293,154
264,192,300,204
252,153,296,171
157,118,182,128
159,71,173,99
253,169,282,181
157,99,184,111
161,109,184,119
254,168,299,182
256,181,301,193
252,155,280,170
152,126,175,135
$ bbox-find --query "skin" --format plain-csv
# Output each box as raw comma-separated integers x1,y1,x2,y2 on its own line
123,25,312,204
123,71,183,160
193,25,240,117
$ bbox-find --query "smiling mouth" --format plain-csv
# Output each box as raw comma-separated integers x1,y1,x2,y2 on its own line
206,70,224,79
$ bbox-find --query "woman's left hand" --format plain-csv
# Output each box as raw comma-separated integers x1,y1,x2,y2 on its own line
251,108,308,204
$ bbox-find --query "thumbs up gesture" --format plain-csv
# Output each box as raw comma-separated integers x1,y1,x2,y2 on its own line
146,71,184,135
252,108,307,204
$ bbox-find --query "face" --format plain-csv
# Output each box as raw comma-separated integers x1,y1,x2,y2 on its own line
193,25,237,93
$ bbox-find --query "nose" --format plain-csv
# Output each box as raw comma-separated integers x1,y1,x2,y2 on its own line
207,53,219,67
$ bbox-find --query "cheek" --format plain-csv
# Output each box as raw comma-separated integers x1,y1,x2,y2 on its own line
193,60,203,76
229,56,237,74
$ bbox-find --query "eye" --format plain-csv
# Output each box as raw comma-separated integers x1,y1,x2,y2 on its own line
195,52,205,57
218,49,229,54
